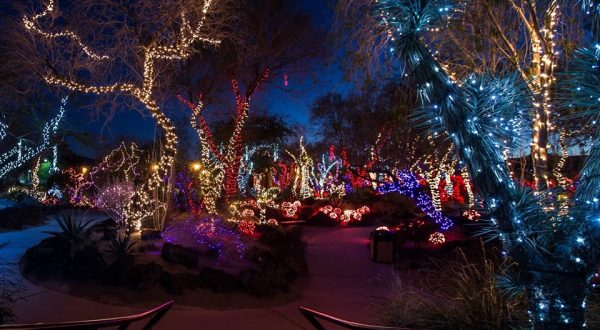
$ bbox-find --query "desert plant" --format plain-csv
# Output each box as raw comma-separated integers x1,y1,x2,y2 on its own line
376,243,528,329
106,233,137,258
44,210,96,254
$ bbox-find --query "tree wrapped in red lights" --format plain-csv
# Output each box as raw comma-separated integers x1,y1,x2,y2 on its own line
341,132,385,190
178,71,268,200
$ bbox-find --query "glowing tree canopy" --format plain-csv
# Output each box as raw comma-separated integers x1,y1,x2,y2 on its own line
0,97,67,180
24,0,220,228
376,0,600,328
95,180,135,229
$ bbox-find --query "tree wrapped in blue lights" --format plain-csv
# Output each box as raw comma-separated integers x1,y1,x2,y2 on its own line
379,170,453,230
375,0,600,328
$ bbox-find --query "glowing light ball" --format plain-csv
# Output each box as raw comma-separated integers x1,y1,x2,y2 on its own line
241,209,255,218
463,209,481,221
429,232,446,245
238,219,255,235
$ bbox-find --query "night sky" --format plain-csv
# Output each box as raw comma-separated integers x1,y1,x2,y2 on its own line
65,0,353,157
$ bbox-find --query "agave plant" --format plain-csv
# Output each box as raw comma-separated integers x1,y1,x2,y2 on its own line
106,233,137,258
44,210,96,254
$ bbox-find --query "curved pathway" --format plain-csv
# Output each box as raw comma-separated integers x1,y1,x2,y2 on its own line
5,222,393,329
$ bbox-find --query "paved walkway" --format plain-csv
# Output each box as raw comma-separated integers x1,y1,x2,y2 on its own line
3,221,393,329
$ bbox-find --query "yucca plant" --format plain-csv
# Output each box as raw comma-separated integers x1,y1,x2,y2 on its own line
44,210,96,255
106,233,137,258
376,242,529,329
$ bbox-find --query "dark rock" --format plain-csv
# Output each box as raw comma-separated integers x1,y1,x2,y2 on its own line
159,271,196,295
244,244,270,264
238,268,277,296
141,229,162,241
301,197,317,206
261,254,298,289
349,211,381,227
265,207,282,221
90,219,117,241
21,236,70,277
161,242,199,269
257,225,287,245
307,212,337,226
196,267,239,293
68,245,106,280
124,262,163,290
103,255,135,285
296,206,315,220
285,225,303,241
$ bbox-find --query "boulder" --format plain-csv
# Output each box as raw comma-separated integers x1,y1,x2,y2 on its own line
21,236,70,277
238,268,277,296
159,271,196,295
68,245,106,280
350,211,381,227
196,267,239,293
260,254,298,290
124,262,164,290
307,212,337,226
257,225,287,245
90,219,117,241
161,242,199,269
296,206,315,220
141,229,162,241
103,255,135,285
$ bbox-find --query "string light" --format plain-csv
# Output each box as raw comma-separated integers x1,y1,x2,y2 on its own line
378,170,454,230
318,205,370,224
25,0,220,229
0,121,6,141
0,97,67,179
95,181,136,229
528,1,559,190
290,137,314,199
22,0,110,60
428,231,446,245
178,72,268,200
375,1,599,326
50,145,59,174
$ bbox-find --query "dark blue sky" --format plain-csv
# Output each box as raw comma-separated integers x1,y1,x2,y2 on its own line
66,0,353,157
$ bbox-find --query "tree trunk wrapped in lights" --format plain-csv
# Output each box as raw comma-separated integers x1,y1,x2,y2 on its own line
178,72,268,201
0,97,67,180
23,0,220,229
375,0,600,328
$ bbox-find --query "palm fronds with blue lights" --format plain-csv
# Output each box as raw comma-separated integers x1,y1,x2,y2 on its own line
375,0,600,326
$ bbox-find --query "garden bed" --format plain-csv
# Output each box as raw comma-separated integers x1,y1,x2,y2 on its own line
19,215,308,309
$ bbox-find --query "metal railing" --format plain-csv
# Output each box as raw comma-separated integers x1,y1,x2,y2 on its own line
299,306,409,330
0,300,174,329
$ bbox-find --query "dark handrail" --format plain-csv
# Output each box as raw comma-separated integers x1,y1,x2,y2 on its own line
299,306,409,330
0,300,174,329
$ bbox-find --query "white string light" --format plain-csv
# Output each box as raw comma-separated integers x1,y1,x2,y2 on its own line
24,1,220,229
0,97,67,179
